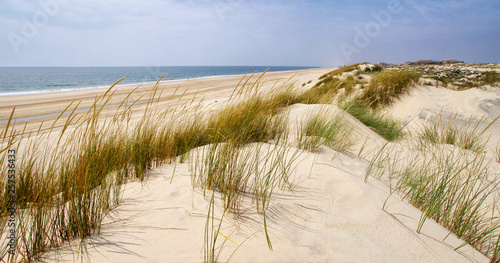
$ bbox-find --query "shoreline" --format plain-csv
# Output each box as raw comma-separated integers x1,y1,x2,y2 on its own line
0,67,333,128
0,67,319,97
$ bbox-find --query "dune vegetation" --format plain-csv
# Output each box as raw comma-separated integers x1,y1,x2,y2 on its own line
367,132,500,260
1,64,499,262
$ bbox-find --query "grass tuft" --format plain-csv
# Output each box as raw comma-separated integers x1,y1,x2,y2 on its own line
367,125,500,261
341,100,403,141
418,114,498,153
358,69,421,109
298,112,354,152
480,71,500,86
206,96,287,146
299,78,343,104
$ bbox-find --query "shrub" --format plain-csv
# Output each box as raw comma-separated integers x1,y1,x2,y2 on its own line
364,64,383,73
481,71,500,86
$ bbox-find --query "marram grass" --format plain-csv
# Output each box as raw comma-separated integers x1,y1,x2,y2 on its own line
418,113,499,153
358,69,421,109
366,129,500,261
298,64,411,142
0,68,499,262
0,73,301,262
297,111,354,152
318,63,361,80
341,100,403,141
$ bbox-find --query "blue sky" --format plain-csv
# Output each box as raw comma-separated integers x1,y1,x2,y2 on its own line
1,0,499,66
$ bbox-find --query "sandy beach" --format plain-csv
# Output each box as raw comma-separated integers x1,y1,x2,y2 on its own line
0,69,330,132
1,66,500,263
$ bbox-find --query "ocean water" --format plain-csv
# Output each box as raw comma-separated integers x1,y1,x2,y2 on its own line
0,66,315,96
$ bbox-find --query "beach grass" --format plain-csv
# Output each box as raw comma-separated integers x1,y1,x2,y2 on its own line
297,111,354,152
189,95,290,213
0,78,187,261
187,80,304,261
0,72,301,262
366,125,500,261
304,65,361,104
298,77,343,104
1,67,499,262
341,100,403,141
418,114,498,153
318,63,361,80
363,64,383,73
191,139,303,262
298,64,410,142
481,71,500,86
358,69,421,109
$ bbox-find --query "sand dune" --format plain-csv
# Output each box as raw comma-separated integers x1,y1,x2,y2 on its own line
39,73,500,262
2,67,498,262
39,140,490,262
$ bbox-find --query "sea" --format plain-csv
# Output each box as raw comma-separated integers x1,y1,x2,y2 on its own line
0,66,316,96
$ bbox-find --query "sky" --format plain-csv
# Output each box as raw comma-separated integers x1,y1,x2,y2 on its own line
0,0,499,67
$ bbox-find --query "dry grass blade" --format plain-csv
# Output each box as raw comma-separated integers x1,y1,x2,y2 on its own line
495,142,500,163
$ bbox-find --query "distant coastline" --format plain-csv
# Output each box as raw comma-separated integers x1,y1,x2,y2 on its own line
0,66,318,96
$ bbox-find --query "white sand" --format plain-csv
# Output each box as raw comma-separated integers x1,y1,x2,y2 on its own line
39,143,489,262
23,71,500,262
388,85,500,147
